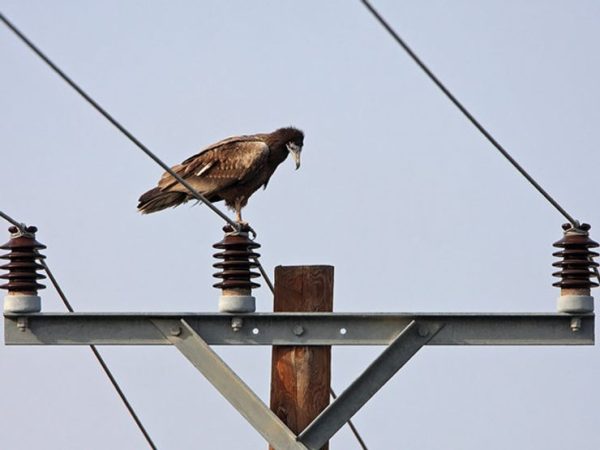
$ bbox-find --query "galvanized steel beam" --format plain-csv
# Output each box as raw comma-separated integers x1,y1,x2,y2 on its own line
152,319,307,450
3,312,594,346
298,320,442,449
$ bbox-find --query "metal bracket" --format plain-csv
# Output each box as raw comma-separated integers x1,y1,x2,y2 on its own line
298,320,443,449
152,319,307,450
152,318,441,450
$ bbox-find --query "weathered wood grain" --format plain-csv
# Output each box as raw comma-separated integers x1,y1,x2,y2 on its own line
269,266,333,450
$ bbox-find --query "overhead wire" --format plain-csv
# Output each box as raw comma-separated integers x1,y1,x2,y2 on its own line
0,210,157,449
39,260,158,450
0,12,240,232
359,0,580,228
359,3,586,446
254,259,275,294
591,261,600,286
0,210,25,230
330,389,369,450
355,6,598,442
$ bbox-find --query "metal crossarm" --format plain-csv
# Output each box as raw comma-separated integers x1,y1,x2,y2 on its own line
3,311,594,450
4,312,594,346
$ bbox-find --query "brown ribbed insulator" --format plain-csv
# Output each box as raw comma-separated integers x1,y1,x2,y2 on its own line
213,224,261,294
552,223,599,291
1,225,47,294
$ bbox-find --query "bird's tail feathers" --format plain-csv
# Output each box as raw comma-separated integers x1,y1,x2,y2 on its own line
137,188,189,214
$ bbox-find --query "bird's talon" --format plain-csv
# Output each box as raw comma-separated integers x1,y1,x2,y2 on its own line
232,221,256,238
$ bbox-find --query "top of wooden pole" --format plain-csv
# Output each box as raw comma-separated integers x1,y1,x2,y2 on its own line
273,265,334,313
270,265,333,450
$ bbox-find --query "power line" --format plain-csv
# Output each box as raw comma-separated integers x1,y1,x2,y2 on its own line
0,211,157,450
359,0,579,228
39,260,158,450
0,12,240,232
254,258,275,295
591,260,600,287
330,389,369,450
0,210,25,230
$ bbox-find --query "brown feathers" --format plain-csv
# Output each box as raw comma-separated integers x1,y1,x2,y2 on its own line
137,127,304,221
137,188,189,214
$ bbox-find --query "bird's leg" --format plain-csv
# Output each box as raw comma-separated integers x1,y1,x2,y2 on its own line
232,199,255,237
234,199,246,225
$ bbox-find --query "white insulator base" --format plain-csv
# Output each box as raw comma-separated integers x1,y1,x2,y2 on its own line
557,295,594,313
218,295,256,313
4,294,41,313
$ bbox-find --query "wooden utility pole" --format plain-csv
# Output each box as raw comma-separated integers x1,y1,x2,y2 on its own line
269,266,333,450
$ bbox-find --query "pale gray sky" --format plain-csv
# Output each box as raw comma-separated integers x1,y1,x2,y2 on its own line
1,1,599,449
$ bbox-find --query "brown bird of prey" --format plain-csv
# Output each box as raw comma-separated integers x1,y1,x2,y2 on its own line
137,127,304,222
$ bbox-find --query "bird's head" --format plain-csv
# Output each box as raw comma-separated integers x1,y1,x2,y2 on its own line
275,127,304,170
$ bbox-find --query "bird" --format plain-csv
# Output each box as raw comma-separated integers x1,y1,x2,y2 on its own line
137,127,304,223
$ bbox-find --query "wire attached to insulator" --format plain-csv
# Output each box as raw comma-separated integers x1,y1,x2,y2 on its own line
359,0,580,228
0,12,240,232
0,216,158,450
553,223,598,314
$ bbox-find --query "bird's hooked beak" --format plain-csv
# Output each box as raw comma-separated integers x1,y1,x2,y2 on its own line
286,142,302,170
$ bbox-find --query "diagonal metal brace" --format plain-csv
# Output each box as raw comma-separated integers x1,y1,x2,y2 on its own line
298,320,443,450
152,319,307,450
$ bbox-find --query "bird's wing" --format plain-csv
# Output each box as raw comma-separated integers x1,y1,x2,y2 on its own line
158,137,269,194
181,134,266,165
